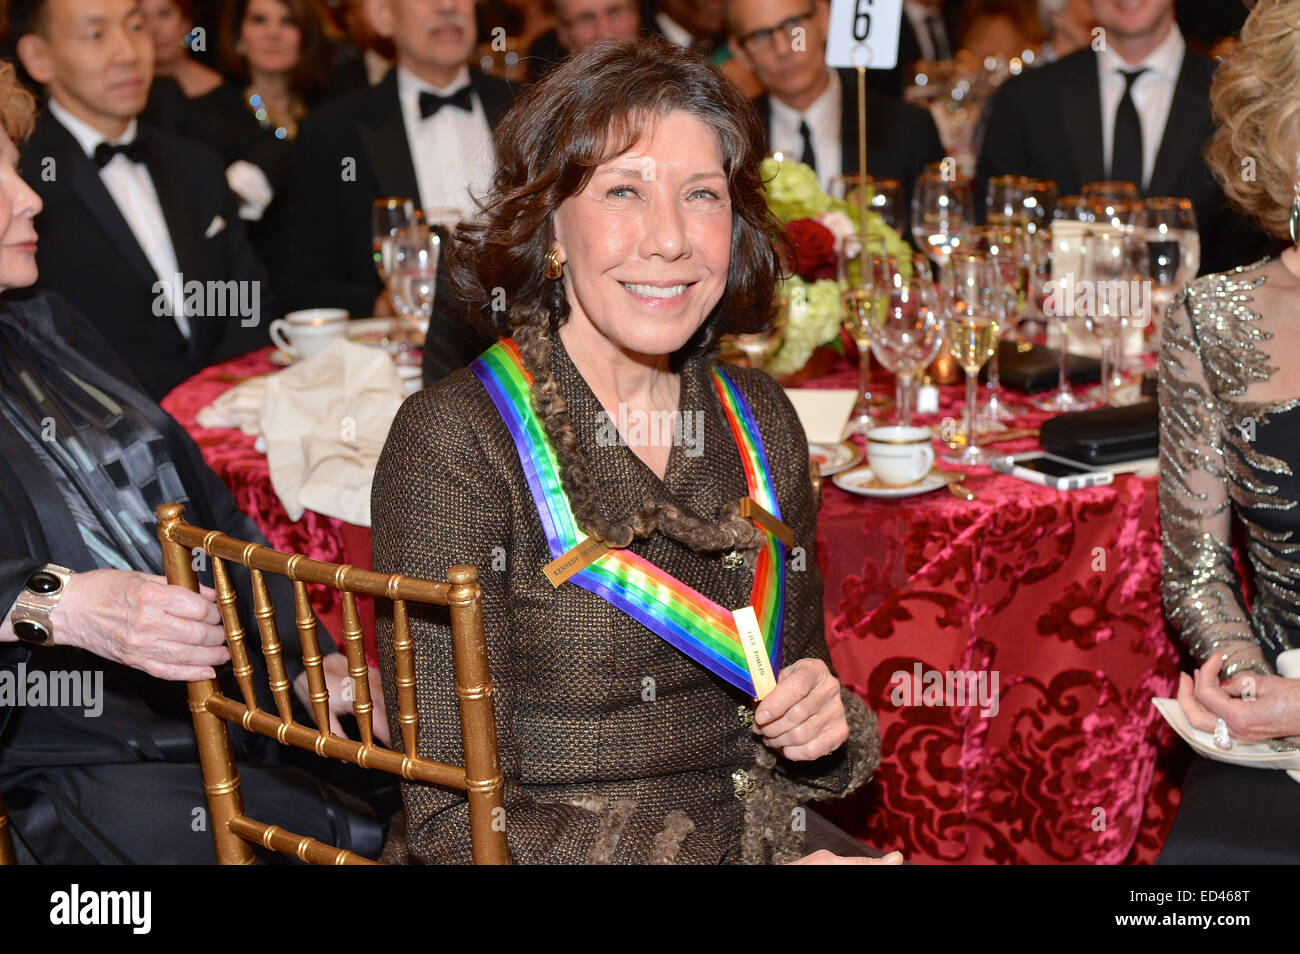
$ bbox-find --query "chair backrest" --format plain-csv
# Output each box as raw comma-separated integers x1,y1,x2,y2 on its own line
0,792,15,864
155,503,510,865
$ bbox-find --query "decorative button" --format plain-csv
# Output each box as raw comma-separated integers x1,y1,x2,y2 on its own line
737,704,754,727
721,550,744,570
732,768,756,800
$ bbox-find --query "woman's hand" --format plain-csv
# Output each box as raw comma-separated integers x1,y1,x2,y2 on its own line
753,658,848,761
49,569,230,680
789,849,904,865
292,653,391,747
1177,653,1300,743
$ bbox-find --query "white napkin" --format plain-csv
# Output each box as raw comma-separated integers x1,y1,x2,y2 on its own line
784,388,857,443
1152,649,1300,782
260,337,405,526
196,375,268,436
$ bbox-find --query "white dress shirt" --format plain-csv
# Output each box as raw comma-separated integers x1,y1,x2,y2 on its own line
768,69,843,191
396,64,496,220
1096,24,1185,191
48,97,188,338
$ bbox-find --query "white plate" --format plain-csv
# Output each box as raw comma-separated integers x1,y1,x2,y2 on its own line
831,467,947,499
809,441,862,476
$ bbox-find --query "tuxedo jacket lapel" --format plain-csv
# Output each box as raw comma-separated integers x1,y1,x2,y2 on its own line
142,136,194,281
46,123,158,289
359,73,422,206
1061,50,1106,187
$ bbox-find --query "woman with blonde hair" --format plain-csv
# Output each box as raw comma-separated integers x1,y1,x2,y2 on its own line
1159,0,1300,863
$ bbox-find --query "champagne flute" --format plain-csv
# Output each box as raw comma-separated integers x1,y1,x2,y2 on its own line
387,225,440,366
940,253,1004,466
1080,230,1135,406
871,276,943,427
1140,196,1199,346
838,233,894,428
1031,227,1096,412
960,224,1029,422
372,197,415,284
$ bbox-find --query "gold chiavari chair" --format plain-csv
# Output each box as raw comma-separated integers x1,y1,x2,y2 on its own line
0,792,15,864
155,503,509,865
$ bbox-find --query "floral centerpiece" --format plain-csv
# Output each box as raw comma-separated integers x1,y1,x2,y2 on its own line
758,158,913,377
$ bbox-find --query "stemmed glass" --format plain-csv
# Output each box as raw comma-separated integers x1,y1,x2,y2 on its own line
871,276,943,426
838,234,892,432
832,175,905,233
939,253,1004,466
1080,230,1138,406
1082,180,1139,202
1054,195,1091,223
372,197,415,285
1139,196,1199,349
387,226,440,366
960,224,1029,422
726,297,788,369
1016,178,1058,234
986,174,1028,226
912,171,975,268
1031,227,1096,412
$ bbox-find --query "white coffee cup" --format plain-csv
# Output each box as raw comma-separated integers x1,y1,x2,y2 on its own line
866,426,935,486
269,308,349,359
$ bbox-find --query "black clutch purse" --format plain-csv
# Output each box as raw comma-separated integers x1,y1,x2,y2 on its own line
1039,400,1159,465
982,341,1101,393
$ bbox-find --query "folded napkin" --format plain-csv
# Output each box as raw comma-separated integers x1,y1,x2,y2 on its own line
784,388,857,443
260,338,405,526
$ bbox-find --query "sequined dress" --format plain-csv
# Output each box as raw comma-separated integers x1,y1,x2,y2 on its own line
1160,257,1300,680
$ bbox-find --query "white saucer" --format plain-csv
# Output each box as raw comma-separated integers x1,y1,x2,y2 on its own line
831,467,947,499
809,441,862,476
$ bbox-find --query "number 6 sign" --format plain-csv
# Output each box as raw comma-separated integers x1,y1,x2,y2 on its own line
825,0,903,70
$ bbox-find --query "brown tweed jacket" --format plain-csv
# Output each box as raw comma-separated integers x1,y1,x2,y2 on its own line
370,336,881,864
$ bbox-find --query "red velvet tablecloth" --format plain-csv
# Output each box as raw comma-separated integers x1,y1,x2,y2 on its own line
803,359,1184,865
163,347,1185,864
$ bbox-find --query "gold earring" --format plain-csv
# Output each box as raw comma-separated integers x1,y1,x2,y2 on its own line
545,248,564,280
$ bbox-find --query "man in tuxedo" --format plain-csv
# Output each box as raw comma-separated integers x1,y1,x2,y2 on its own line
977,0,1273,274
9,0,271,401
281,0,517,387
524,0,642,85
728,0,945,221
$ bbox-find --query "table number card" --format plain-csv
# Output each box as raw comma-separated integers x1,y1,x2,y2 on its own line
825,0,903,71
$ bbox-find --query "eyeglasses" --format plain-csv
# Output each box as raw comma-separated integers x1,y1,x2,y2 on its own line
737,9,814,53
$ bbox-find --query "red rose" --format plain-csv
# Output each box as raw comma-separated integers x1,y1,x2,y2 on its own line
785,218,838,281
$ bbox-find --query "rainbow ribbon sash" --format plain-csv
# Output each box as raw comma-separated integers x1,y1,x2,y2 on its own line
471,339,786,698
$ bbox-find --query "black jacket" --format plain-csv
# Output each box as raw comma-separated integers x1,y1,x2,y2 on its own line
0,289,326,772
280,67,516,387
754,70,946,219
20,110,273,400
976,47,1275,275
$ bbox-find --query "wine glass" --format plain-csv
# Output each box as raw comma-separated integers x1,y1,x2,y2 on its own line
725,296,789,369
387,226,440,366
871,276,943,427
832,175,904,233
1082,180,1139,202
372,197,415,284
1017,178,1058,234
986,174,1028,226
1139,196,1199,345
959,224,1029,422
1031,227,1096,412
839,233,895,432
1080,230,1138,406
939,253,1004,466
911,171,975,268
1054,194,1091,223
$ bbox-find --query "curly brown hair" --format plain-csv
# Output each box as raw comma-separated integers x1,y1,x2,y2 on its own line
448,36,784,554
1204,0,1300,240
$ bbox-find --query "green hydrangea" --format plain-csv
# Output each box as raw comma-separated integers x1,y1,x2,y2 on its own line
765,277,844,377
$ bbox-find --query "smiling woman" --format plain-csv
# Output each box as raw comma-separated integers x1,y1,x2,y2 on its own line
370,37,894,865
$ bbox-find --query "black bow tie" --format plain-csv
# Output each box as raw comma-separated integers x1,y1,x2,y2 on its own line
418,86,474,119
93,139,147,168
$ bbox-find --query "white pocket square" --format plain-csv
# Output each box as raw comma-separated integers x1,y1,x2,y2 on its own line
205,215,226,239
